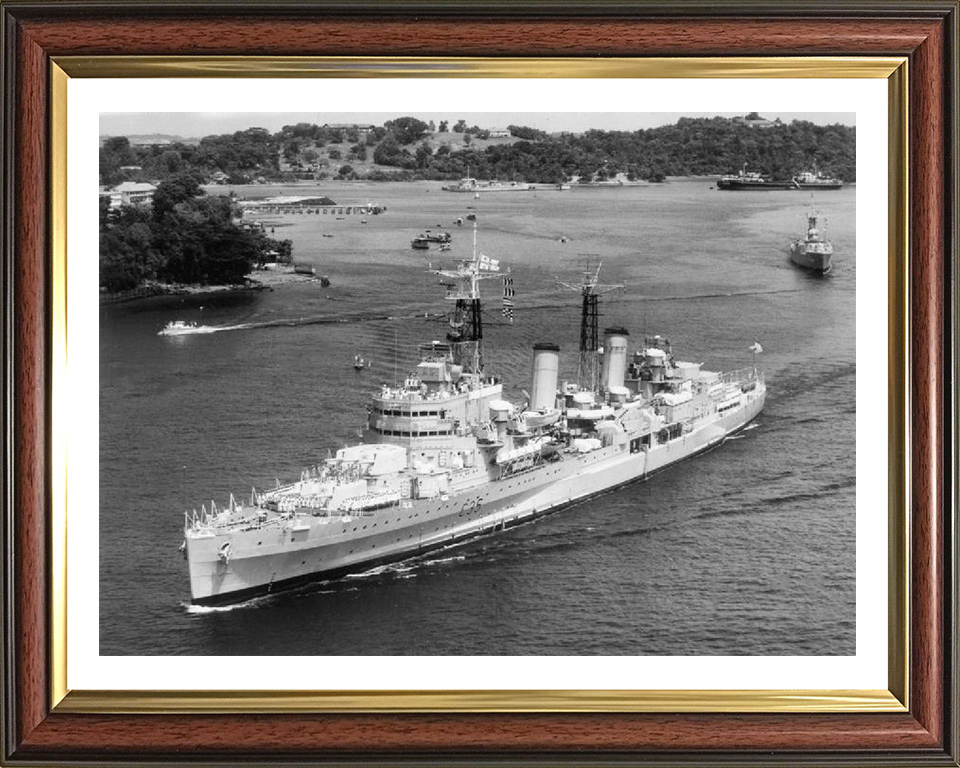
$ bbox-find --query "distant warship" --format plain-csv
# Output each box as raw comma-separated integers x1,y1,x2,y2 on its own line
441,177,534,192
183,228,767,606
790,211,834,273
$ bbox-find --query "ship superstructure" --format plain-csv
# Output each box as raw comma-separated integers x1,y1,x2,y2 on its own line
183,233,766,606
792,169,843,190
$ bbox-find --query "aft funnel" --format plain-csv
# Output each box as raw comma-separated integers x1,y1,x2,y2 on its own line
601,327,630,392
530,343,560,411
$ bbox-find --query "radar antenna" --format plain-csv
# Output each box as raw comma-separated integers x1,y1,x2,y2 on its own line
557,257,624,392
428,222,504,374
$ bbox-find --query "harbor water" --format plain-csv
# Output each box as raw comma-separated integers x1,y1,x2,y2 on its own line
100,179,856,656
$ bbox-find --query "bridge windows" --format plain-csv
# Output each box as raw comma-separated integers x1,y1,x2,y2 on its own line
373,426,454,438
375,407,446,417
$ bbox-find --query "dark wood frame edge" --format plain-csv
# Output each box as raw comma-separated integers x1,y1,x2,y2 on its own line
0,0,958,19
1,2,957,765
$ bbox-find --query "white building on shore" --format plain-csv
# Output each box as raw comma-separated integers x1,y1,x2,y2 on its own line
109,181,157,208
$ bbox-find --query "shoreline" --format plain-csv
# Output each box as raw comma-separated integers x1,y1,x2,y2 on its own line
207,175,856,189
99,268,321,305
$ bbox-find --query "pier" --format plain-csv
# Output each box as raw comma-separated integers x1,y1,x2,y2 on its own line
240,196,386,216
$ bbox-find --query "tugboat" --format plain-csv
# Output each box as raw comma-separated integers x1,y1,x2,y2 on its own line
790,211,834,274
182,228,766,606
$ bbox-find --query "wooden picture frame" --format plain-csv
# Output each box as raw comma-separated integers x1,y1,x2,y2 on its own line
2,1,957,765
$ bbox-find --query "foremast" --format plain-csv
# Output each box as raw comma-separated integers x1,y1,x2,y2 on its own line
429,223,503,375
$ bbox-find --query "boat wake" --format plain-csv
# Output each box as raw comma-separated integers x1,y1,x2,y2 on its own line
160,323,250,337
160,311,445,337
422,554,467,567
346,562,419,580
181,598,264,614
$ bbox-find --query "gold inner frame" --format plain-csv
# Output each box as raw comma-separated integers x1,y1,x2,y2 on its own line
49,56,909,714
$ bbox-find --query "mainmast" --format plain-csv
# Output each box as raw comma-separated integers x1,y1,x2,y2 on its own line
429,222,503,374
557,260,624,393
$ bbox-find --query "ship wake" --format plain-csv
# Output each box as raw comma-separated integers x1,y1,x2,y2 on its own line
181,598,265,614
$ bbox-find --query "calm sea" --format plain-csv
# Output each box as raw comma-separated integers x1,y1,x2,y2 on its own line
99,179,856,656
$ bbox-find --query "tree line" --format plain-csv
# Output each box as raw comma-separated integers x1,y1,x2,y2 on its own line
100,115,856,187
99,173,290,292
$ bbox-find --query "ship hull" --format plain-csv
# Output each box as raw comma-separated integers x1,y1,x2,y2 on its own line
794,181,843,190
441,183,534,192
442,188,534,192
716,179,796,190
790,246,833,274
187,390,765,606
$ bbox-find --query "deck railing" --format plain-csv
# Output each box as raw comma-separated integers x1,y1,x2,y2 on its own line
716,366,764,386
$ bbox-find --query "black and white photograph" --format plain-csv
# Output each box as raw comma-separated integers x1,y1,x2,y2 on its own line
96,108,857,659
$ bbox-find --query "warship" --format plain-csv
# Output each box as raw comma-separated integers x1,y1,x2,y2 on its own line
183,231,767,606
790,211,834,273
441,177,534,193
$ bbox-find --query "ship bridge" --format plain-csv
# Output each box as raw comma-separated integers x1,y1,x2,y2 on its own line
367,338,504,443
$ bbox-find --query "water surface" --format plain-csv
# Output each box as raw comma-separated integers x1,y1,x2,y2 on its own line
100,179,856,656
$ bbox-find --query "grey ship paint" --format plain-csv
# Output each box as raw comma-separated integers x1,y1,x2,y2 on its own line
183,236,767,606
790,212,834,274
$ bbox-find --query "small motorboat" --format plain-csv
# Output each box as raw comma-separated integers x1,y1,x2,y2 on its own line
353,355,367,370
158,320,199,336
